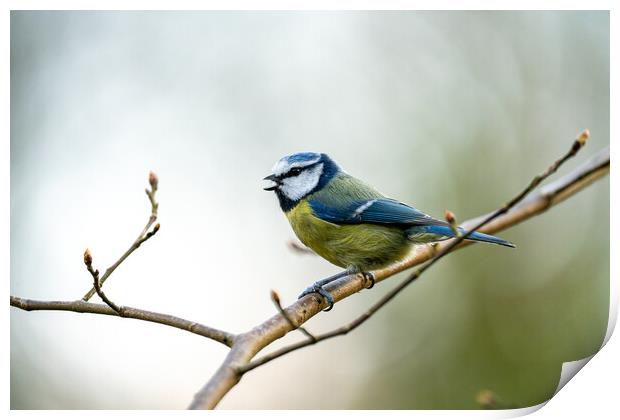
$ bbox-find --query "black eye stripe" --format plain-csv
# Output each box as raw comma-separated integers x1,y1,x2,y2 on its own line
279,161,320,179
282,166,306,178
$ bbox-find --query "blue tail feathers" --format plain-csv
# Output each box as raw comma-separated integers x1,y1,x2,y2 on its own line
411,225,515,248
465,230,515,248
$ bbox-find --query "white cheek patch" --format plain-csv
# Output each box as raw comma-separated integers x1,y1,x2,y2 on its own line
280,163,324,201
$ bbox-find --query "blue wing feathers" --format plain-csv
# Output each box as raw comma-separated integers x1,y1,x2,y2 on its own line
309,198,446,226
309,198,515,248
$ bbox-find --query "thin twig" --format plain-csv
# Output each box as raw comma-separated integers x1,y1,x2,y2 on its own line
12,171,236,348
287,240,316,256
270,290,316,342
189,135,609,409
10,295,236,347
7,137,608,409
238,129,591,373
84,248,123,314
82,172,161,301
476,389,518,409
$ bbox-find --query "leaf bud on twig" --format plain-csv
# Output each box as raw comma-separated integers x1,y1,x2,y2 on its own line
148,171,159,190
270,290,281,306
475,389,496,408
444,210,456,224
577,128,590,146
83,248,92,267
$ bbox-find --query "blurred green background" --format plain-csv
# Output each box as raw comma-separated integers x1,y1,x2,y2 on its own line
10,11,609,409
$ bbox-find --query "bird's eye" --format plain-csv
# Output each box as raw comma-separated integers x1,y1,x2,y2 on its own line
289,168,302,176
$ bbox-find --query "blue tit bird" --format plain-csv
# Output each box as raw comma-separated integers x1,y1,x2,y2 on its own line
263,152,514,311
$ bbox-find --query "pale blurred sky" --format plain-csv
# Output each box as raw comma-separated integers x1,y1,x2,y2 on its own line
10,11,609,409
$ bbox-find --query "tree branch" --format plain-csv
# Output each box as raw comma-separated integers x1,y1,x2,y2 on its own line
11,171,236,348
10,295,236,347
189,136,609,409
223,132,597,374
8,137,609,409
237,130,592,368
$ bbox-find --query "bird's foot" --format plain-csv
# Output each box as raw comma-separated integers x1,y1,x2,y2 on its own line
298,283,335,312
362,272,375,289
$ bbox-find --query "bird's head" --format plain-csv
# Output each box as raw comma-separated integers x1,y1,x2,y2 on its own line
263,152,341,211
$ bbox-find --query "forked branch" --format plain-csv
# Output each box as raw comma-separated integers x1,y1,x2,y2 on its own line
238,130,596,374
8,135,610,409
189,132,609,409
82,171,160,301
11,171,236,348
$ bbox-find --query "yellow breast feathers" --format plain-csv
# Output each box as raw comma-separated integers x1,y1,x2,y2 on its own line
285,200,411,271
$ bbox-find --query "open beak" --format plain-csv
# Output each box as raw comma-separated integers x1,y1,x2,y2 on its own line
263,174,280,191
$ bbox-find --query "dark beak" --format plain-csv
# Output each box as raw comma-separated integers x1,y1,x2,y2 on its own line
263,174,280,191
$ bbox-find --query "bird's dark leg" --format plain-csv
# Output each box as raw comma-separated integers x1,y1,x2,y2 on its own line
362,272,376,289
298,270,353,311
